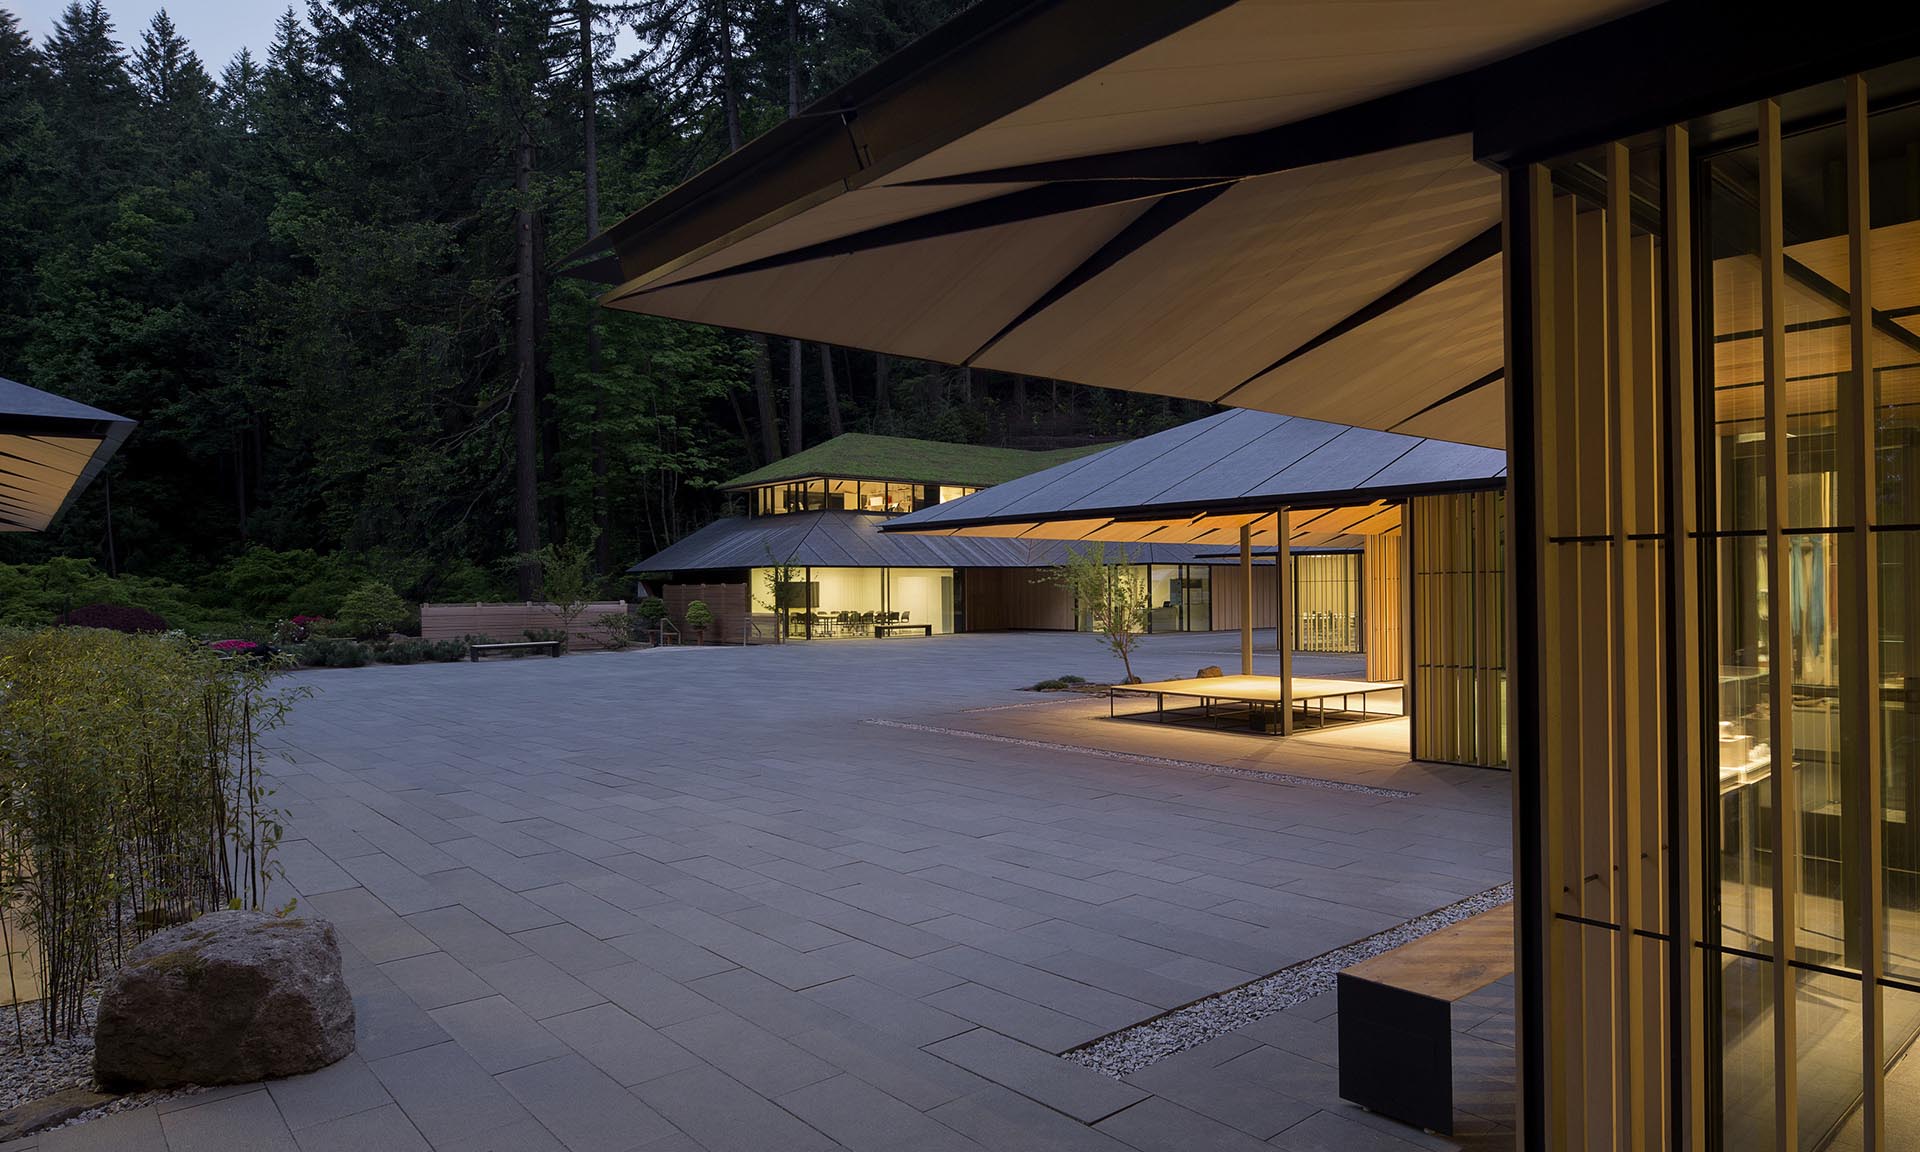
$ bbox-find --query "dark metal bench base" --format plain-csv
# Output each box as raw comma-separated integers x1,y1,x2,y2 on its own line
1337,973,1455,1133
468,641,562,661
872,624,933,638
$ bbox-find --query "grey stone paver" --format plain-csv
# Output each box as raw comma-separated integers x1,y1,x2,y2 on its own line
264,1054,391,1131
378,950,494,1011
40,633,1512,1151
779,1074,988,1152
495,1054,678,1151
926,1028,1147,1123
428,994,570,1073
540,1003,704,1087
289,1105,429,1152
157,1090,299,1152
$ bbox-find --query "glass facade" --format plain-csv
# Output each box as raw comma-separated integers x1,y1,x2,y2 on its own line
1517,74,1920,1149
745,478,977,517
1081,564,1213,633
1293,551,1362,652
748,565,955,638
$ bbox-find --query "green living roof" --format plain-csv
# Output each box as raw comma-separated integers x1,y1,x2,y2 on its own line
719,433,1113,491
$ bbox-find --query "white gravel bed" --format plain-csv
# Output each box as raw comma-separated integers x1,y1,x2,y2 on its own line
864,719,1417,798
1,993,199,1131
1063,883,1516,1078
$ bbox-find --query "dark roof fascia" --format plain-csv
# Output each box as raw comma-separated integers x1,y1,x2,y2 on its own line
579,0,1240,286
876,475,1507,535
1469,1,1920,166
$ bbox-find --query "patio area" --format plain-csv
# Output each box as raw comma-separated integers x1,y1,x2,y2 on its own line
11,631,1513,1152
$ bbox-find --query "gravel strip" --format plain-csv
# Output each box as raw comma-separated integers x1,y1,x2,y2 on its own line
864,719,1417,798
1062,883,1515,1078
1,993,200,1131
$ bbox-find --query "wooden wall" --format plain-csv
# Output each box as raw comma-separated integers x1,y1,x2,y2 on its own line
662,583,763,643
1364,530,1405,682
420,601,632,651
1208,561,1279,634
1409,491,1506,767
963,568,1074,630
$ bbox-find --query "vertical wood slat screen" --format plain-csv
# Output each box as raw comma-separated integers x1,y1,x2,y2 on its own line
1528,144,1672,1150
1410,491,1505,768
1364,530,1404,683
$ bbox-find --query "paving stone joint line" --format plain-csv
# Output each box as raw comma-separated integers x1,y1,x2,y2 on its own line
864,718,1419,798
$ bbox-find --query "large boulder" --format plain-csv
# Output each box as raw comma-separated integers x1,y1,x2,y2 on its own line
94,911,355,1090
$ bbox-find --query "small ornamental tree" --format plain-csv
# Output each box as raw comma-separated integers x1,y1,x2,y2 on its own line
333,581,410,640
760,549,804,643
684,600,714,642
1050,543,1151,683
518,538,595,649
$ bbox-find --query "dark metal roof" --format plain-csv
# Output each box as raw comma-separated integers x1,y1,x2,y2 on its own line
0,377,136,533
630,510,1228,575
881,408,1505,534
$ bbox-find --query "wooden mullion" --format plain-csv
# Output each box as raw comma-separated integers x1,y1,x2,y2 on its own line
1605,140,1648,1147
1662,121,1708,1152
1843,73,1887,1152
1277,507,1293,736
1757,96,1799,1150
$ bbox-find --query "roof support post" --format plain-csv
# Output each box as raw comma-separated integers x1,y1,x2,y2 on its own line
1278,508,1294,736
1240,524,1254,676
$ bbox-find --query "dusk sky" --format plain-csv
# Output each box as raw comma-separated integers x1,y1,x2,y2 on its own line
11,1,291,73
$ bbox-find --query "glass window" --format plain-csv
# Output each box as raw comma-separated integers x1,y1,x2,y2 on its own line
884,483,912,513
826,479,857,511
938,485,973,504
1293,552,1361,652
884,568,954,634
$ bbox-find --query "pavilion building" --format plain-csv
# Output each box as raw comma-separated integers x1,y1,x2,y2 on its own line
578,2,1920,1145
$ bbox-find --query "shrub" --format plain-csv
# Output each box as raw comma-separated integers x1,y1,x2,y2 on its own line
207,547,365,622
635,596,667,625
597,612,634,651
1060,674,1087,684
0,628,305,1037
209,639,276,661
1032,679,1067,690
333,581,411,640
60,603,170,633
294,637,371,668
374,638,465,665
684,601,714,637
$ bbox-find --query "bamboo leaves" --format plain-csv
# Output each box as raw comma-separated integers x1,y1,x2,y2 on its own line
0,628,306,1041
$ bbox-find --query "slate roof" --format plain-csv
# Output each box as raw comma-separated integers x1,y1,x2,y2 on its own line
881,408,1505,534
630,511,1223,574
0,377,136,533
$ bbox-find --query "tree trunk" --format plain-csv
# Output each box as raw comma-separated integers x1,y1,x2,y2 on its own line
513,125,540,598
958,365,972,404
787,337,803,456
749,339,781,461
874,352,891,427
727,388,759,468
819,344,843,437
579,0,610,573
1012,375,1027,421
535,212,563,549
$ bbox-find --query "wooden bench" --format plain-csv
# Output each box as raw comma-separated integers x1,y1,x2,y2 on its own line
872,623,933,638
1336,903,1513,1135
467,640,562,661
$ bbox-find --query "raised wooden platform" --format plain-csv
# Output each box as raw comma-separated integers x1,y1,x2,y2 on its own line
1108,674,1402,734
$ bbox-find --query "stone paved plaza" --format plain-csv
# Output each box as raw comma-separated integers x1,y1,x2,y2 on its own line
9,631,1515,1152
